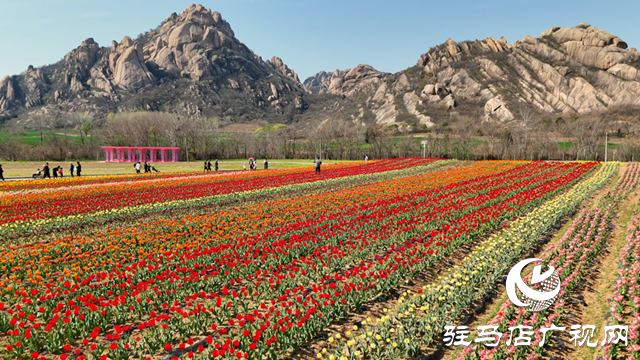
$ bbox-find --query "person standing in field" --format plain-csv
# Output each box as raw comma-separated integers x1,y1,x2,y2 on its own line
365,155,368,162
315,157,322,174
59,167,63,177
215,159,219,172
76,162,82,176
43,163,51,179
243,163,246,171
204,160,208,172
135,162,141,174
69,162,75,177
52,166,58,179
0,164,4,181
264,159,268,170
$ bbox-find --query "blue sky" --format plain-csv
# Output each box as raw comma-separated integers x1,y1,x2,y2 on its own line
1,0,639,81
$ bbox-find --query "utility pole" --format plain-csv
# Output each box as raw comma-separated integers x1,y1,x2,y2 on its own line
604,132,608,163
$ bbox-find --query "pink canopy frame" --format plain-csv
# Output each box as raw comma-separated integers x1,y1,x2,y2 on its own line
101,146,181,163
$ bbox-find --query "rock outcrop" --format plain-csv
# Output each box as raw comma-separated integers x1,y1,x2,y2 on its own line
23,65,47,108
267,56,301,84
543,23,637,70
0,76,12,111
484,96,514,122
110,36,155,90
331,65,388,96
63,38,100,92
304,65,389,96
303,70,342,94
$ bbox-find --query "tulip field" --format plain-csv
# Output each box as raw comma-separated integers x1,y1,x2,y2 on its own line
1,159,639,360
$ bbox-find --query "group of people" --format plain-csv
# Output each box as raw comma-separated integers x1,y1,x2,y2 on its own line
203,157,318,173
0,155,366,182
134,161,159,174
204,160,219,172
243,159,268,171
33,162,82,179
204,159,269,172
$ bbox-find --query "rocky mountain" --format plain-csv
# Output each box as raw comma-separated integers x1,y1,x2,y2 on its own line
2,13,640,132
0,4,307,124
304,22,640,128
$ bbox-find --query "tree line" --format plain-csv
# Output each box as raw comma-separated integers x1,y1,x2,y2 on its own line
0,110,638,162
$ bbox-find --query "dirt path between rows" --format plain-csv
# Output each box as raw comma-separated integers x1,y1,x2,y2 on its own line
438,164,623,360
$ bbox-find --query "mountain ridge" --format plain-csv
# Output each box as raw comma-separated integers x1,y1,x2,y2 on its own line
1,5,639,133
302,21,640,127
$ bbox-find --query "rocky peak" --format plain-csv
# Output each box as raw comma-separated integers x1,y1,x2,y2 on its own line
303,70,342,94
306,64,388,97
65,38,99,68
267,56,301,84
140,4,260,82
63,38,100,91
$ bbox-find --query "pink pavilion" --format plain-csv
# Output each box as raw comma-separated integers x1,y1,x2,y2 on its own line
101,146,181,163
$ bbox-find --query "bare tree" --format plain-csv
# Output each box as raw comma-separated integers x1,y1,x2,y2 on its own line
31,113,54,145
517,106,536,160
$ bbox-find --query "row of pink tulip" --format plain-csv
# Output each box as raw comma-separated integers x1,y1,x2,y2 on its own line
604,208,640,359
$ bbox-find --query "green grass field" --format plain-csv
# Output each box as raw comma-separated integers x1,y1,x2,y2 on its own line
0,130,92,146
0,159,357,178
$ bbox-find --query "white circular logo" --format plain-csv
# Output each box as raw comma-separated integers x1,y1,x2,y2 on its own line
506,258,561,312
